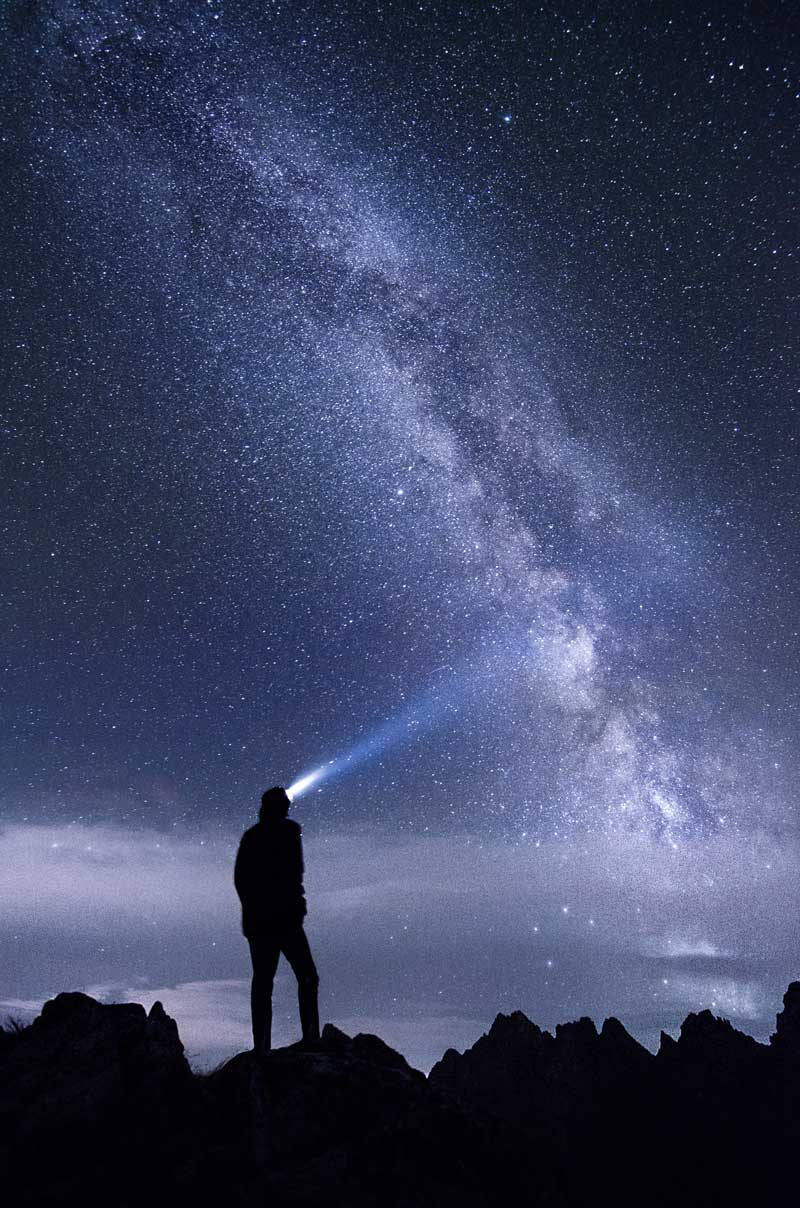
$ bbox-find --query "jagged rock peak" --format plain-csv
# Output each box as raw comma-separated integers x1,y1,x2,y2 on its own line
32,990,184,1054
681,1007,727,1036
771,980,800,1053
485,1009,547,1045
599,1016,654,1066
656,1007,762,1063
554,1015,598,1044
679,1009,760,1049
601,1015,640,1045
5,985,800,1207
428,1010,549,1080
317,1022,423,1077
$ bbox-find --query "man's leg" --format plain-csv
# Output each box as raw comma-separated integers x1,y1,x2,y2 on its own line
281,928,320,1043
248,935,281,1054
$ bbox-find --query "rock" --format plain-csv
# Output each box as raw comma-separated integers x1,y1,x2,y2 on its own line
429,1006,657,1205
320,1021,351,1050
648,1005,781,1205
318,1021,424,1076
2,991,191,1133
199,1024,548,1206
3,985,800,1206
771,980,800,1055
430,1007,651,1134
429,1009,553,1128
0,992,196,1204
655,1007,764,1110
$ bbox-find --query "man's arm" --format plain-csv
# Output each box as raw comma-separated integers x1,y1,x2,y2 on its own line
233,832,250,901
286,820,305,882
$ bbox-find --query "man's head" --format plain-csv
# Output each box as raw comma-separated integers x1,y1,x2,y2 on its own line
259,786,291,823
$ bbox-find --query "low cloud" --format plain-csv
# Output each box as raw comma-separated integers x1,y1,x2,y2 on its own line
641,936,731,959
0,821,797,1068
663,975,769,1025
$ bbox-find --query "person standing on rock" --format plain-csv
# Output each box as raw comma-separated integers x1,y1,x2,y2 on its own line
234,786,320,1055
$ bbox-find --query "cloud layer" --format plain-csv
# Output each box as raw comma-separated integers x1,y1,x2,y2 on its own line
1,821,796,1070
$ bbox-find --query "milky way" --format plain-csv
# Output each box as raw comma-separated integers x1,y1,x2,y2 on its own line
2,2,798,1067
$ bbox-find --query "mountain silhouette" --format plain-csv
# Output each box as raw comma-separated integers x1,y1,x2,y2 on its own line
2,984,799,1206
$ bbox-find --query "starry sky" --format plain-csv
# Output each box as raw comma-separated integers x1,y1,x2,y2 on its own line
2,1,798,1070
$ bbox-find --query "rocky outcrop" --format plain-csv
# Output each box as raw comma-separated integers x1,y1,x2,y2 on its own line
429,1007,652,1140
0,992,197,1204
201,1036,551,1206
2,986,800,1206
430,1007,656,1203
0,994,550,1207
771,979,800,1055
430,990,800,1206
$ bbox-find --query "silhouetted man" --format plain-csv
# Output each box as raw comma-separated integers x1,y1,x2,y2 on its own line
234,786,320,1054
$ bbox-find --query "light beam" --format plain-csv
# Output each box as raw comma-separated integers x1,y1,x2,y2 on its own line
285,628,516,802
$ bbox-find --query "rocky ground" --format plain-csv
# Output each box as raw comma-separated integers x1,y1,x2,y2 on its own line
1,983,799,1206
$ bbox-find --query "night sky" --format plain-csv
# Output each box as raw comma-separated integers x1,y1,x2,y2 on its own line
2,1,798,1070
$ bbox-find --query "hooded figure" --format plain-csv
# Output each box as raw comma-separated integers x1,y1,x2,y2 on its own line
234,787,319,1053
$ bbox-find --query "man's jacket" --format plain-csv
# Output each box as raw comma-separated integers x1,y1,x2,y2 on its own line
234,818,308,936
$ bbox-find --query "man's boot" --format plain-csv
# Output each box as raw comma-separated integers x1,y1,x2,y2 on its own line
252,991,272,1056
